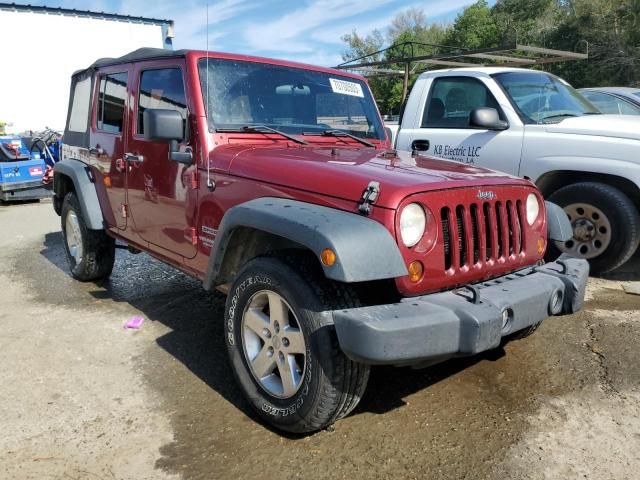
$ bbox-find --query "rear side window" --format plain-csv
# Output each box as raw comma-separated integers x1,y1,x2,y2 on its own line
422,77,503,128
97,72,128,133
581,91,640,115
137,68,187,135
68,77,91,132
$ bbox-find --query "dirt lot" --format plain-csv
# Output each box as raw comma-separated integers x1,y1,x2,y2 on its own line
1,200,639,480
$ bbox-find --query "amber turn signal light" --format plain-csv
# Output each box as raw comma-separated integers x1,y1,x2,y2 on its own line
408,260,424,283
537,237,546,255
321,248,336,267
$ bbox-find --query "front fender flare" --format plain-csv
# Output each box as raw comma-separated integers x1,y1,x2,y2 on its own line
203,198,408,288
545,201,573,242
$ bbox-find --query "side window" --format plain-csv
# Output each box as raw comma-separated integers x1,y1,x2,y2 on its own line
422,77,503,128
137,68,187,136
68,77,91,132
581,92,620,114
618,99,640,115
96,72,128,133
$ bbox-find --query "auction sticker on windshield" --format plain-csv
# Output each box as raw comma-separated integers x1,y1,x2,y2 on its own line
329,78,364,98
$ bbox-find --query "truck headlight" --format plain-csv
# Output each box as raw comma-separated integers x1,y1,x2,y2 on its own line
526,193,540,225
400,203,426,247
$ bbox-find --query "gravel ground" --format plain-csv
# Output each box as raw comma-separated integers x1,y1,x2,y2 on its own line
1,200,639,480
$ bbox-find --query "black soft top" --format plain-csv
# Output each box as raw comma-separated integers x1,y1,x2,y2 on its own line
65,48,187,147
73,47,188,75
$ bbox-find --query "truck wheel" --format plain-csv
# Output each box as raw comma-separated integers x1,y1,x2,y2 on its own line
225,255,370,433
546,182,640,274
61,192,115,281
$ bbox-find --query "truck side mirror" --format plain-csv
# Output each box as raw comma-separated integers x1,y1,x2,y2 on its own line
469,107,509,131
143,109,193,165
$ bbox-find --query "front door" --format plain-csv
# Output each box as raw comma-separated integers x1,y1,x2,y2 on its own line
401,76,523,175
125,61,198,258
89,67,130,229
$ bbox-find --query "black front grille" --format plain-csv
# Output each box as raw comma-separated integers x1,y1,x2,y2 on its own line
440,200,524,271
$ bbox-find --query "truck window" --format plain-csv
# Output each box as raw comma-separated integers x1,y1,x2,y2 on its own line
68,77,91,133
137,68,187,135
422,77,502,128
96,72,128,134
493,72,599,123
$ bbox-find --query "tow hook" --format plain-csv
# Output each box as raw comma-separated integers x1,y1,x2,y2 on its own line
358,181,380,215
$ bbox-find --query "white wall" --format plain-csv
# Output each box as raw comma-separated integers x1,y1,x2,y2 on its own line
0,10,166,133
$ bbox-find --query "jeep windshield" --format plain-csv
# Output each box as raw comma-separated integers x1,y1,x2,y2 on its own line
198,58,385,141
493,71,600,124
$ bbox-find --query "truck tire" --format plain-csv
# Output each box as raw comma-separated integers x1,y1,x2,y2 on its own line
225,254,370,433
61,192,115,281
546,182,640,274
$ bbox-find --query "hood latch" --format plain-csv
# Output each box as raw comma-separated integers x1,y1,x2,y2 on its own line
358,181,380,215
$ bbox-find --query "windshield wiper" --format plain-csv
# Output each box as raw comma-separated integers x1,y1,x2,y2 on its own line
314,129,375,147
539,113,580,121
215,125,308,145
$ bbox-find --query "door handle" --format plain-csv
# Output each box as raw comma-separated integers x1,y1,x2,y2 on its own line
124,153,144,163
411,139,430,152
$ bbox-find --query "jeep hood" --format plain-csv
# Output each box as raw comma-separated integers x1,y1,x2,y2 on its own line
214,144,530,209
544,114,640,141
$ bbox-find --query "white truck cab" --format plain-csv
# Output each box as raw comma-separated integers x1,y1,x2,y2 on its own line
394,67,640,274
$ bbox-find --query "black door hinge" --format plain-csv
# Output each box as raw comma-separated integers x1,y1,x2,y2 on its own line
358,181,380,215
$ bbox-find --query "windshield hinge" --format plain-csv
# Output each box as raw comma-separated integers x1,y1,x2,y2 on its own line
358,181,380,216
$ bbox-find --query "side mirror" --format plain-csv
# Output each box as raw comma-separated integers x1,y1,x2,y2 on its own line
469,107,509,131
143,109,193,165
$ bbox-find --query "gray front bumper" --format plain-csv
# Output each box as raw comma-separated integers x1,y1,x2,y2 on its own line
333,256,589,365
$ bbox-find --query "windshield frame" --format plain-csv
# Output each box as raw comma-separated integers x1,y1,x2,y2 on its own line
491,71,600,124
197,57,385,141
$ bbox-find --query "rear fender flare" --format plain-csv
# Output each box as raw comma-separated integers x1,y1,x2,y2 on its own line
53,159,104,230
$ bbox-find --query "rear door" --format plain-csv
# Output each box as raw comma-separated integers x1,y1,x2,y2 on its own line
398,75,524,175
125,60,198,258
89,67,130,230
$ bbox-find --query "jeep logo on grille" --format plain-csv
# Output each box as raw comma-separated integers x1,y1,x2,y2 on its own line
477,190,496,201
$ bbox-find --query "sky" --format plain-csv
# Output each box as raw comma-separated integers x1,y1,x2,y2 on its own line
16,0,490,67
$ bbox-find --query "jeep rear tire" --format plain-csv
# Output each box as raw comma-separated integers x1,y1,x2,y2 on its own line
225,255,369,434
61,192,115,281
546,182,640,274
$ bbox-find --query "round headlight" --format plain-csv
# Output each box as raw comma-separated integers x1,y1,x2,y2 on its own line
526,193,540,225
400,203,426,247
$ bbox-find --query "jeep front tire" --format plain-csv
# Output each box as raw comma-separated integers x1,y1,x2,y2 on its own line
225,255,369,433
61,192,115,281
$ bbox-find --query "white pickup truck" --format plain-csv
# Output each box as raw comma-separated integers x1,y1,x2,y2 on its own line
391,67,640,274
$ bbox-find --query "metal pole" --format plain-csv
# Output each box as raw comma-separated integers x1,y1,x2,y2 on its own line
402,62,410,103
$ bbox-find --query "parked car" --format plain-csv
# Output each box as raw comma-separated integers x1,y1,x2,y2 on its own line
579,87,640,115
392,67,640,274
0,135,50,202
53,48,588,433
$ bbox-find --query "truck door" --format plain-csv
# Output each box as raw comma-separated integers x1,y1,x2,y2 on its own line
125,62,198,259
400,76,523,174
90,67,130,230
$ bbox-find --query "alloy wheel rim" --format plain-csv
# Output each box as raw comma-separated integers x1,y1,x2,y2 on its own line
65,211,84,264
555,203,612,259
241,290,306,399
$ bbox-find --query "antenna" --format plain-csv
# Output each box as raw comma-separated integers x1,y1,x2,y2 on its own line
205,2,215,191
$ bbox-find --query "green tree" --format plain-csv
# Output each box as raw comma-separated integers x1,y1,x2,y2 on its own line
546,0,640,86
444,0,500,49
342,8,449,114
0,121,5,135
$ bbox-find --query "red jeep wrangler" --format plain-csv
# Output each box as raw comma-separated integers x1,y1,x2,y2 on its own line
53,48,588,433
